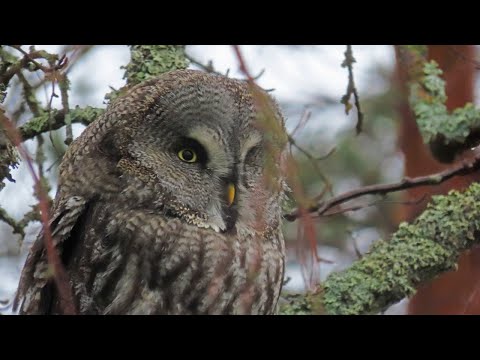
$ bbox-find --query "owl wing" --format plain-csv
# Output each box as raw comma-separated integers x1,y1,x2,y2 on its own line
13,195,88,314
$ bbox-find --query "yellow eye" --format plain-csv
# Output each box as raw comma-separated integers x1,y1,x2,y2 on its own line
178,148,197,163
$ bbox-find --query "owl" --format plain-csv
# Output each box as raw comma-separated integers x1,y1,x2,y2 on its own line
13,69,287,315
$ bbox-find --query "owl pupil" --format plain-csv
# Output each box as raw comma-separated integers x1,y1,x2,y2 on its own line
183,150,193,160
179,149,196,162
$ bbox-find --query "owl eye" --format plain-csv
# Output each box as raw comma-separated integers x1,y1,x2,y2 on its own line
178,148,197,163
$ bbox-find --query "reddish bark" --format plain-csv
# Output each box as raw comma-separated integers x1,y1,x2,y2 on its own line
395,45,480,314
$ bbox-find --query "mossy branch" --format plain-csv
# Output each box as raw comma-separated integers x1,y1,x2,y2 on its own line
18,106,104,141
280,182,480,315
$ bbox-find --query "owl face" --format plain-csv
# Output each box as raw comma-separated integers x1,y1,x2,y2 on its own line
109,71,286,235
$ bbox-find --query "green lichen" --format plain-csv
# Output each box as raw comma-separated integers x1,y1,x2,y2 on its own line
123,45,189,86
320,182,480,315
105,45,189,103
0,128,18,191
278,291,324,315
19,106,104,141
409,59,480,162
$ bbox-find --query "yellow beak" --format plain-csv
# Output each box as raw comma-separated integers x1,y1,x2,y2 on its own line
227,183,236,207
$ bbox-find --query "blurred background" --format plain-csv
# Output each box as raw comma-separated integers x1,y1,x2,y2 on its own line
1,45,479,315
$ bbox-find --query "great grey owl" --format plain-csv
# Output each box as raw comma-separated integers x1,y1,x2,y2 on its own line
14,69,287,315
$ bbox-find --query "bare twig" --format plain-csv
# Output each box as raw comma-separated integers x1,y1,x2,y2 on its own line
185,53,223,75
319,194,427,218
290,107,312,139
287,106,334,196
186,52,266,82
341,45,364,135
252,68,266,81
288,135,336,162
63,45,95,74
288,135,334,195
285,153,480,221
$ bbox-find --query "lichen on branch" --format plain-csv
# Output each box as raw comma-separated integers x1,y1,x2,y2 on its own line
123,45,189,86
19,106,104,141
404,45,480,163
104,45,189,103
280,182,480,315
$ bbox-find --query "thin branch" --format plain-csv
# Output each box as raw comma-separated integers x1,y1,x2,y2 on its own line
0,206,25,237
185,53,223,75
186,52,266,81
0,50,47,86
63,45,95,74
289,135,336,162
58,73,72,145
288,135,334,195
252,68,266,80
284,152,480,221
290,107,311,138
232,45,255,83
341,45,364,135
319,194,427,218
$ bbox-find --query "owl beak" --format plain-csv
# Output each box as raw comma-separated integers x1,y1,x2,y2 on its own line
227,183,236,207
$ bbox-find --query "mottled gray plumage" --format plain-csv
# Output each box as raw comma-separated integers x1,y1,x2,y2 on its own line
14,69,287,315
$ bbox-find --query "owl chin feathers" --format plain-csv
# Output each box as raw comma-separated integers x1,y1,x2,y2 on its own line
195,222,221,233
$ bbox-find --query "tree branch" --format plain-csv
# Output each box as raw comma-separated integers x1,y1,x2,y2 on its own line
284,150,480,221
18,106,103,141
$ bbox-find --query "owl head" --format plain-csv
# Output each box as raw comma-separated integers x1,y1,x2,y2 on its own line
59,69,288,236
